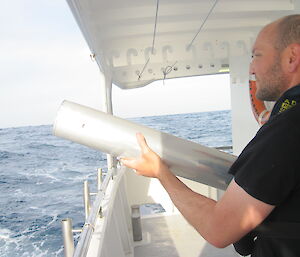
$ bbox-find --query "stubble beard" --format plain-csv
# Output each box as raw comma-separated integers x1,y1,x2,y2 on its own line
256,56,288,101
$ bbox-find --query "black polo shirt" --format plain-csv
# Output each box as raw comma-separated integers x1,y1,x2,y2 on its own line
229,85,300,257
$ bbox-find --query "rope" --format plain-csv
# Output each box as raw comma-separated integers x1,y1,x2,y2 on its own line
138,0,160,80
138,58,150,80
152,0,160,54
162,61,177,84
187,0,219,50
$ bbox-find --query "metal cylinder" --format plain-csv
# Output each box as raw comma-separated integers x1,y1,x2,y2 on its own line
84,181,91,220
61,218,75,257
97,168,103,191
53,100,236,190
131,205,142,241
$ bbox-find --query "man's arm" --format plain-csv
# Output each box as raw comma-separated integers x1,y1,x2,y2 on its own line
121,133,275,248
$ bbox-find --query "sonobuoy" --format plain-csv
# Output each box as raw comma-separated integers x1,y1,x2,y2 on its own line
53,100,235,190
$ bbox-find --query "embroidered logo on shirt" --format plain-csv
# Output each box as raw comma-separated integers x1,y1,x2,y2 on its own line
279,99,297,113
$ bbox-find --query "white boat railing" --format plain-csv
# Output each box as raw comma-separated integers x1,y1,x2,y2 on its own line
62,167,115,257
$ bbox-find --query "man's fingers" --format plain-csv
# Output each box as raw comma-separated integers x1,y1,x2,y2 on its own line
136,132,151,153
120,158,137,169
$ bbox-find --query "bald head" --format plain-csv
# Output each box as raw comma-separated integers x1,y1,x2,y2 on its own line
270,14,300,52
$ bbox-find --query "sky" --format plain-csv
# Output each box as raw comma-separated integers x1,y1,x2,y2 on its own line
0,0,231,129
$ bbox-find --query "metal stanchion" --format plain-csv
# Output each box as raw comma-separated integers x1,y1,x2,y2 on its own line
131,205,142,241
97,168,103,191
61,169,106,256
61,218,75,257
84,181,91,220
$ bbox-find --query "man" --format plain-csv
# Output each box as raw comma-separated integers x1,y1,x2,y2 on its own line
121,14,300,256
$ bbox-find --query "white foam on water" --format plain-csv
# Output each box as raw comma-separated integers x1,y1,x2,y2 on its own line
47,214,58,227
0,228,12,240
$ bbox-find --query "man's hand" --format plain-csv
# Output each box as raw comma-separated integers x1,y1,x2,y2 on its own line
121,133,169,179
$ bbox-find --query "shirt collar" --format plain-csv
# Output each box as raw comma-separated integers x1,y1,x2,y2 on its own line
270,84,300,117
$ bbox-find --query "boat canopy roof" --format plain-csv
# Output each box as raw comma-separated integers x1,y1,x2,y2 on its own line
66,0,299,89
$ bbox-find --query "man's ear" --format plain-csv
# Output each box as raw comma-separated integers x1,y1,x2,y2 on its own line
286,43,300,73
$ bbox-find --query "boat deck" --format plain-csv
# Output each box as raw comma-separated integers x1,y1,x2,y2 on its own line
134,213,239,257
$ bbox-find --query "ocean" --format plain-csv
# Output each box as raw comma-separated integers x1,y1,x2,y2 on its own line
0,110,232,257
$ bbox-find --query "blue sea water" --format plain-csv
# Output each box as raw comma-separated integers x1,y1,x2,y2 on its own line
0,110,231,257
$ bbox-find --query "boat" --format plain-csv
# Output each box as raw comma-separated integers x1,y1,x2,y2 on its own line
56,0,300,256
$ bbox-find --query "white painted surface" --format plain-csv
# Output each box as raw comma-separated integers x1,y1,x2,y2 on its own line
230,55,259,155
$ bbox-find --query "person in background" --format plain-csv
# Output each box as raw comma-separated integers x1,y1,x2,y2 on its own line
121,14,300,257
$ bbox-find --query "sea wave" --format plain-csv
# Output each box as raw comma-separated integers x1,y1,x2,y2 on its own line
0,110,231,256
0,151,25,160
